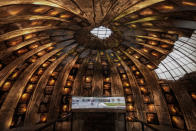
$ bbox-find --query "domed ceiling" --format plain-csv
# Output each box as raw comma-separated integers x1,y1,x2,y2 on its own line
0,0,196,130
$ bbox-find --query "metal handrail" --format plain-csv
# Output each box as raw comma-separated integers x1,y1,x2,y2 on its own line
35,113,159,131
132,117,158,131
35,113,72,131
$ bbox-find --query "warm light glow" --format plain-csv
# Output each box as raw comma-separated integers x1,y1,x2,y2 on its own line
42,62,50,68
40,114,47,123
122,74,127,79
151,51,159,57
31,21,42,26
143,48,149,53
26,84,34,92
147,113,156,123
126,96,133,102
49,11,59,16
85,77,92,83
158,5,174,10
48,79,55,86
140,86,148,94
168,104,178,114
8,38,22,46
138,79,145,85
2,81,11,91
33,8,46,13
101,61,107,65
127,104,134,111
130,24,137,28
147,104,155,112
160,44,169,48
17,49,28,54
136,38,144,42
68,75,74,81
149,41,158,46
143,96,150,103
114,59,119,62
161,85,170,92
100,51,104,56
191,92,196,100
182,1,196,6
21,93,30,103
11,71,19,79
131,66,137,71
56,52,63,56
29,57,37,63
135,71,140,76
60,14,71,19
104,77,110,82
49,57,56,62
8,8,23,15
24,34,35,40
114,22,120,26
47,46,54,51
128,50,134,54
125,88,132,94
168,30,178,34
37,69,44,75
37,50,46,57
0,64,3,69
62,105,68,112
171,116,185,129
147,64,155,70
29,44,39,50
117,63,121,67
103,84,110,89
126,112,135,121
123,81,130,87
140,9,154,16
20,106,27,113
63,88,70,95
30,76,38,83
130,15,138,19
149,33,158,38
66,81,72,87
133,54,140,59
51,72,58,77
142,22,153,27
8,41,17,46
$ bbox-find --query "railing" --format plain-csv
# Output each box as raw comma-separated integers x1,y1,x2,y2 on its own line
35,113,72,131
132,117,158,131
35,113,159,131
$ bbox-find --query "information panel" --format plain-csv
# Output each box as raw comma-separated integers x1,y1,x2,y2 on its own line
72,97,126,109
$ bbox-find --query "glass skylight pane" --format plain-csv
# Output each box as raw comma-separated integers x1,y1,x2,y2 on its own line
90,26,112,39
159,73,165,79
180,37,189,41
191,35,196,40
155,31,196,81
187,63,196,71
165,72,171,78
188,39,196,45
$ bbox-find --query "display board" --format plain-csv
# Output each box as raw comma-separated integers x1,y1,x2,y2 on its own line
72,97,126,109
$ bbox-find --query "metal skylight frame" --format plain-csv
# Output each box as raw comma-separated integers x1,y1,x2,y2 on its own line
155,31,196,80
90,26,112,39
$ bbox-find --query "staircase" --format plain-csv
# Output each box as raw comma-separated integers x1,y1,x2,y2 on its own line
82,112,115,131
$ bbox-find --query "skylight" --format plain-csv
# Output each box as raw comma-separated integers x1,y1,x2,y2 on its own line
155,31,196,80
90,26,112,39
